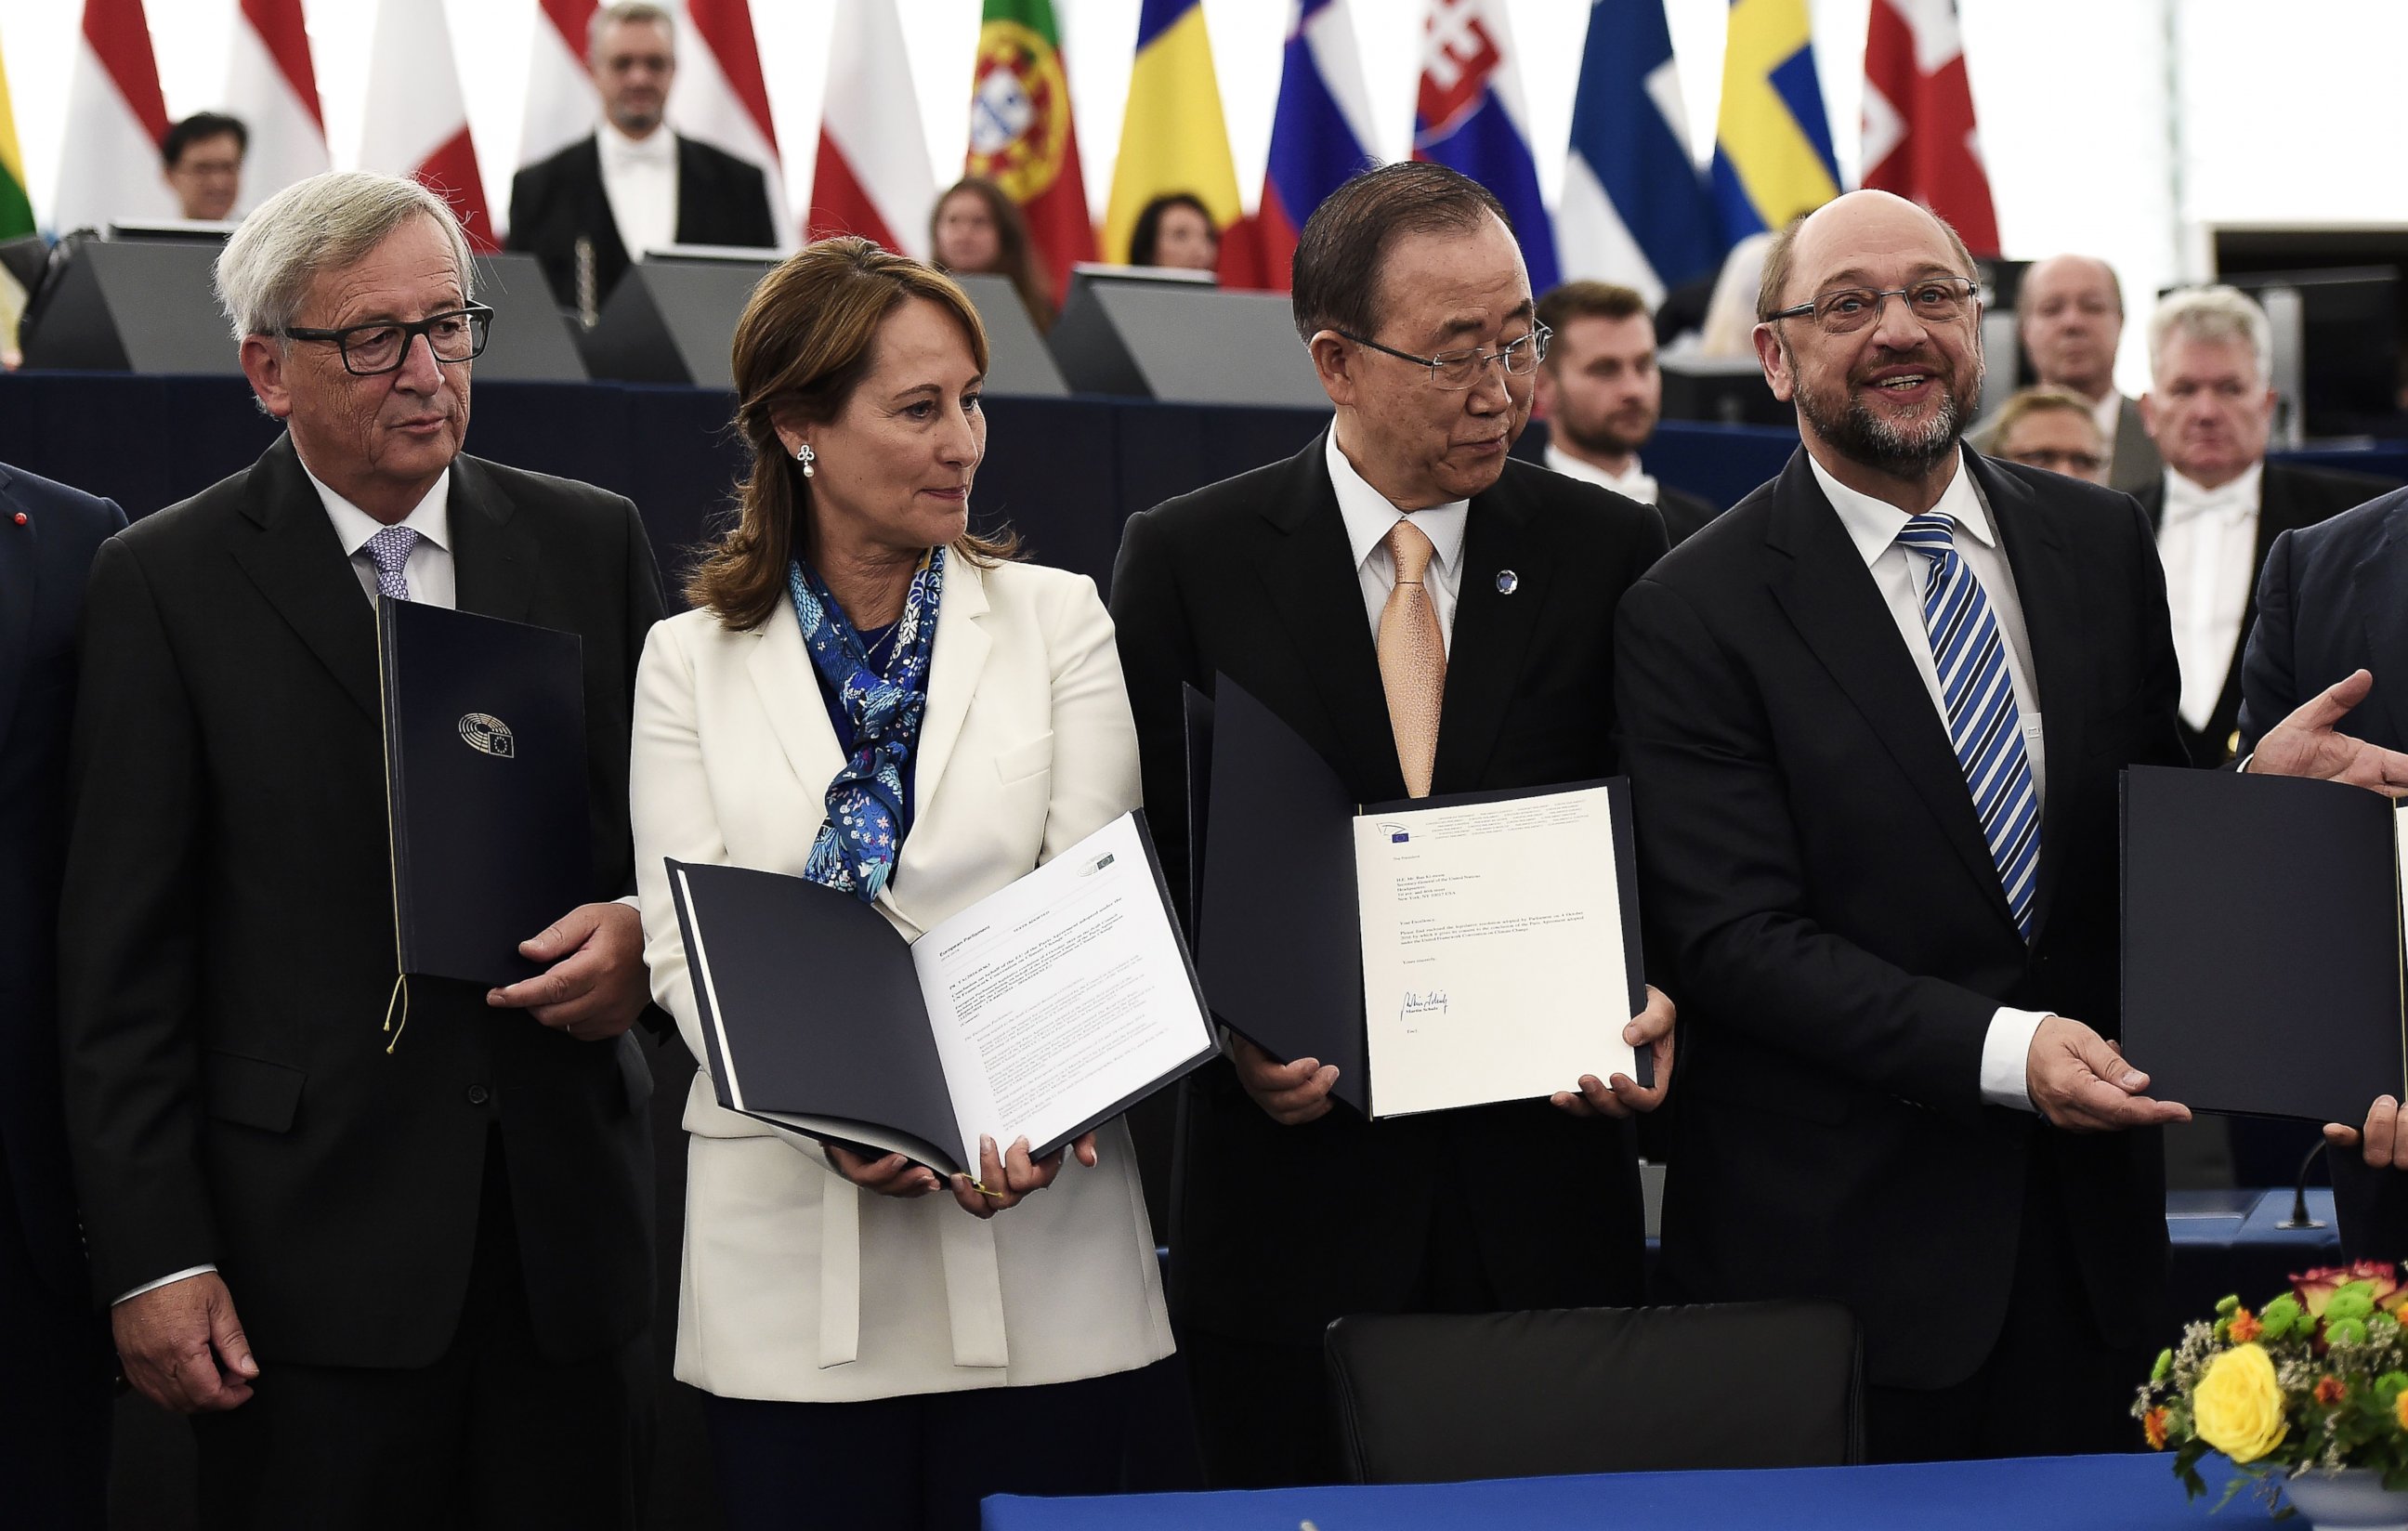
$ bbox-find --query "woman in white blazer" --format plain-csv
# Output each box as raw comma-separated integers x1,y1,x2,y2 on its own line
632,240,1171,1531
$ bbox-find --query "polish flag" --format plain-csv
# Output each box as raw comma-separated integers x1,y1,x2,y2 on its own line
1861,0,2001,255
669,0,792,245
223,0,329,211
518,0,598,176
51,0,174,231
807,0,935,258
359,0,496,252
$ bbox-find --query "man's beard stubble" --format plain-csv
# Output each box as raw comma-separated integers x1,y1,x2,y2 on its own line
1559,412,1652,461
1783,334,1982,478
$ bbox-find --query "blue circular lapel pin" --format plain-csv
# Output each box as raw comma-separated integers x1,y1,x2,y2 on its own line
1495,569,1519,595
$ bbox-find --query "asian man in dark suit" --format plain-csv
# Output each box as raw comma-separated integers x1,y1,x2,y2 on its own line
506,2,778,315
0,464,124,1529
59,172,663,1530
1616,190,2401,1463
1110,162,1675,1490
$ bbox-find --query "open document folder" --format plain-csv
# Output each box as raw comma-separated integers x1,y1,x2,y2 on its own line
2124,765,2408,1123
1193,676,1649,1119
665,812,1219,1178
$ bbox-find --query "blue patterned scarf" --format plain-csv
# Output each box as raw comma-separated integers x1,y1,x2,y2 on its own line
787,549,945,901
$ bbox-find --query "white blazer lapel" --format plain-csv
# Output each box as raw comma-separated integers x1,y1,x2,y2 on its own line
745,615,849,816
904,557,992,838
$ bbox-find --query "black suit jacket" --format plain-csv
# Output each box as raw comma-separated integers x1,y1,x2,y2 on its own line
1655,483,1721,547
1616,448,2191,1391
2136,461,2397,766
506,133,778,310
2235,486,2408,1263
0,466,124,1306
59,438,664,1368
1110,434,1668,1345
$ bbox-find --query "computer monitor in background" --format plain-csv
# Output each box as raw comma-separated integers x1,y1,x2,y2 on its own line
2215,266,2399,441
1656,357,1792,428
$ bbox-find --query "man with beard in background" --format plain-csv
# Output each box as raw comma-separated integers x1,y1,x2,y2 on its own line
1531,281,1723,545
1616,190,2401,1461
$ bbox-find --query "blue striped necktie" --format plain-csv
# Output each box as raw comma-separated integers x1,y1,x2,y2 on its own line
1897,514,2041,940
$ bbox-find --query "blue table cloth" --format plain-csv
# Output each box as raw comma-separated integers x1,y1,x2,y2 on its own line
985,1453,2263,1529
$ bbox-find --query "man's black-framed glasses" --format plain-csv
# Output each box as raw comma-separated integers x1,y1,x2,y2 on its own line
1333,323,1551,390
281,303,494,376
1767,277,1979,336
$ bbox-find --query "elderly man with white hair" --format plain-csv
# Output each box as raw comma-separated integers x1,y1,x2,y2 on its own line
2135,284,2396,766
57,171,663,1529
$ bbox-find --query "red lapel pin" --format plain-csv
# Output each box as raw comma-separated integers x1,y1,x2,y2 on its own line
10,513,24,526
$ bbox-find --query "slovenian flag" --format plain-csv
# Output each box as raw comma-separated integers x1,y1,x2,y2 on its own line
1221,0,1376,292
1412,0,1559,296
1558,0,1725,305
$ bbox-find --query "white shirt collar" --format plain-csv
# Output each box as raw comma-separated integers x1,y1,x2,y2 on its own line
2089,389,2123,442
1809,446,1996,569
1544,441,1657,504
597,120,675,168
2162,461,2262,525
306,462,452,558
1326,425,1469,576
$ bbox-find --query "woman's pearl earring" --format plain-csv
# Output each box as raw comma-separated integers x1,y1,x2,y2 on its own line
794,443,816,478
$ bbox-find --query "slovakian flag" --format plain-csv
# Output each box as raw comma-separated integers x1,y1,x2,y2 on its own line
1861,0,2000,255
808,0,936,259
359,0,496,252
672,0,792,244
1412,0,1558,296
1711,0,1839,241
224,0,330,212
1104,0,1241,272
1220,0,1376,293
518,0,597,177
966,0,1095,302
52,0,173,232
1558,0,1723,305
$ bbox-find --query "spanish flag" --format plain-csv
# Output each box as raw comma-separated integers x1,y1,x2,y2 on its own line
0,36,34,348
1103,0,1240,271
1710,0,1841,241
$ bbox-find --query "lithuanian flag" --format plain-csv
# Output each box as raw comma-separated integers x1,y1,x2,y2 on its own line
0,37,34,348
1102,0,1240,271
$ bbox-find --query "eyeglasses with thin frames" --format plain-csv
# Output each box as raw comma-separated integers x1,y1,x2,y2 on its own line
280,303,495,377
1766,277,1980,336
1331,323,1551,390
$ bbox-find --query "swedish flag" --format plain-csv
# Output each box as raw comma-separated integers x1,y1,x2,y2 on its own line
1711,0,1840,241
1104,0,1242,270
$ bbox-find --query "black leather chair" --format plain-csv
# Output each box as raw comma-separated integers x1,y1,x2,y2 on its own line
1323,1302,1863,1485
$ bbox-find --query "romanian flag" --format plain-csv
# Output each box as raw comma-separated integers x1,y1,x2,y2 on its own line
967,0,1095,301
1103,0,1240,271
1710,0,1840,242
0,37,33,347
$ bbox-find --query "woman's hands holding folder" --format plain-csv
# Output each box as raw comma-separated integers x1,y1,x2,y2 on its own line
825,1132,1100,1218
1553,985,1678,1119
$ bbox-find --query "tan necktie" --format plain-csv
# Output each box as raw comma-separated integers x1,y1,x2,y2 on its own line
1378,518,1446,797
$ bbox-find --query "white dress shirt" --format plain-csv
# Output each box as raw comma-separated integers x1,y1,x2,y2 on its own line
1808,450,2053,1112
2088,389,2125,478
312,467,456,608
1328,426,1470,654
596,122,679,260
2155,462,2262,735
1545,441,1659,505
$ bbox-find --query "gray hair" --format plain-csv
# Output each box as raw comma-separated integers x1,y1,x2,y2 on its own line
591,2,674,63
2150,285,2272,385
215,171,475,345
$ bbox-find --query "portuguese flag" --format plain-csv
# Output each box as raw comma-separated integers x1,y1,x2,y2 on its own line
0,38,34,348
965,0,1095,303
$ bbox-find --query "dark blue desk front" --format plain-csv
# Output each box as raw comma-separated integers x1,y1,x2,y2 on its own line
985,1452,2257,1529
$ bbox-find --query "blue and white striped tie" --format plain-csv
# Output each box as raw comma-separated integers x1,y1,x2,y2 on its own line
1898,514,2041,940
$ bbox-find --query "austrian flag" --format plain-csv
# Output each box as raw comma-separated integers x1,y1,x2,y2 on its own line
1860,0,2000,255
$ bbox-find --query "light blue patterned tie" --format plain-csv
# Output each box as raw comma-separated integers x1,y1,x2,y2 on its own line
366,525,419,602
1898,513,2041,940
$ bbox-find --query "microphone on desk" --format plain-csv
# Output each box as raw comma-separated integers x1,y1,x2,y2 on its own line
2281,1141,2329,1231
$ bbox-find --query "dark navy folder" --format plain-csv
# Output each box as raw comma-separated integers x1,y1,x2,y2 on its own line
377,599,591,988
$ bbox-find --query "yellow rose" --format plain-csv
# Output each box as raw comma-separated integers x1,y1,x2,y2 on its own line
2193,1344,2290,1464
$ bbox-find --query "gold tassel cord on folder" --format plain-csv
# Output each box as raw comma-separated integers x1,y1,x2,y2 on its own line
383,972,411,1054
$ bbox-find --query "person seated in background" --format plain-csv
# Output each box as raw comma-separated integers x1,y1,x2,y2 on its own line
929,176,1055,333
1970,255,2160,492
2135,285,2397,766
1983,386,2108,484
162,112,245,222
631,237,1171,1531
1532,280,1722,545
1128,191,1219,274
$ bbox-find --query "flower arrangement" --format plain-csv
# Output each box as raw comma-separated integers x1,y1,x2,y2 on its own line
2136,1262,2408,1507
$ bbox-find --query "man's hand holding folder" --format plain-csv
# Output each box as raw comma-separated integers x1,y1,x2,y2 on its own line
485,900,649,1041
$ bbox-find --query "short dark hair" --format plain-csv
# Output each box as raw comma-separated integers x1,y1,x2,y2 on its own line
1128,191,1217,267
1290,162,1509,343
1536,281,1650,334
163,112,247,171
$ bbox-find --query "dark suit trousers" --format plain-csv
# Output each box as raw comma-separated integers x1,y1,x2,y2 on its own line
0,1162,112,1531
1864,1147,2147,1462
1183,1159,1502,1489
191,1132,652,1530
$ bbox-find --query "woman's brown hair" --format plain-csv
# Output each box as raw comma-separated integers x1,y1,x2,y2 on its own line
929,176,1056,333
686,237,1020,630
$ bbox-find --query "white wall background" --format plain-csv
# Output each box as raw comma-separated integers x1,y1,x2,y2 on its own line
0,1,2396,393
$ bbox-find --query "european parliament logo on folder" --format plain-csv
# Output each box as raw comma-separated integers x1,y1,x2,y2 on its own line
377,600,591,988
